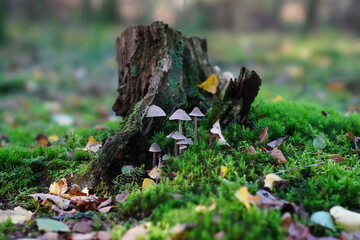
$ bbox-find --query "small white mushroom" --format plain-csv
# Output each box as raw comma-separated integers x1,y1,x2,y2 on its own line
189,107,205,142
143,105,166,134
169,109,191,135
149,142,161,167
166,131,186,156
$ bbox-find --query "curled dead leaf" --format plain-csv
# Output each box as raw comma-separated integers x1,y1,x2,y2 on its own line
263,174,286,190
259,127,268,143
328,154,345,163
219,166,228,178
270,147,287,164
197,74,219,94
49,178,69,196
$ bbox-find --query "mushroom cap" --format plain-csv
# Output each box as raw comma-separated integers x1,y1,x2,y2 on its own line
179,145,187,150
189,107,205,117
161,154,169,161
149,142,161,152
176,138,194,145
221,71,235,81
166,131,186,140
210,120,222,134
169,109,191,121
146,105,166,118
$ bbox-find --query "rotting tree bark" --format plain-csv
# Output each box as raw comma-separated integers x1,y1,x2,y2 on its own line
74,22,261,191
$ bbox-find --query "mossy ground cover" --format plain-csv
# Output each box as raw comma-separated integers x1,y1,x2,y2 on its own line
1,97,359,239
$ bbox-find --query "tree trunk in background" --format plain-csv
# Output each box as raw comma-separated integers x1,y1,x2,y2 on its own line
74,22,261,192
305,0,320,32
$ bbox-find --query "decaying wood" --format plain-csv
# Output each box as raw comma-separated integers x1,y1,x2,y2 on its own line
74,22,261,191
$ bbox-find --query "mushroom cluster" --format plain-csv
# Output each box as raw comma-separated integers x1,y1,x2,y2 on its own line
145,105,206,168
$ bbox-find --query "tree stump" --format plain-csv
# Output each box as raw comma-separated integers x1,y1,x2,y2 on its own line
74,22,261,191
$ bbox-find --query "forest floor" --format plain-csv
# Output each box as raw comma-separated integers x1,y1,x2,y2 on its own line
0,24,360,239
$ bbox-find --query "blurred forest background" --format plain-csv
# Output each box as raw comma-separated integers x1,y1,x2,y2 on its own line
0,0,359,131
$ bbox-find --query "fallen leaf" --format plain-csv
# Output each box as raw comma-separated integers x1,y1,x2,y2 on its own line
0,206,33,224
36,134,51,146
38,232,59,240
49,178,68,196
36,218,70,232
68,232,97,240
98,206,115,214
246,146,256,155
96,125,109,130
195,198,216,213
142,178,156,189
51,205,78,216
264,174,285,190
79,136,102,153
68,186,88,196
148,166,162,179
310,211,336,231
73,220,93,233
267,136,288,148
29,193,71,209
313,134,326,150
259,127,268,143
219,166,228,178
328,154,345,163
281,212,293,229
272,95,284,102
121,223,149,240
214,231,225,240
97,197,112,209
48,135,59,142
76,201,97,211
116,190,129,202
287,221,309,239
330,206,360,233
235,186,251,210
169,223,196,240
197,74,219,94
270,147,287,163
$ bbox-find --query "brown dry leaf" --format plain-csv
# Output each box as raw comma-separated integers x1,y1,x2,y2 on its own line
148,166,162,179
270,147,287,163
281,212,293,229
97,197,112,209
121,223,149,240
328,154,345,163
197,74,219,94
29,193,71,209
49,178,68,196
267,136,288,148
287,221,309,240
73,220,93,233
68,186,88,196
0,206,33,224
116,190,129,203
36,134,51,146
259,127,268,143
51,205,77,216
98,206,115,214
246,146,257,155
264,174,285,190
169,223,196,240
142,178,156,189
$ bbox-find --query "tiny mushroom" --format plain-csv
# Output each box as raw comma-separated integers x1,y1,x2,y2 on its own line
166,131,186,156
144,105,166,134
169,109,191,135
189,107,205,142
176,138,193,154
149,142,161,167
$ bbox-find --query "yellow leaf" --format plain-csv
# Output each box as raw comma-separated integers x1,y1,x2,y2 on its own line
148,166,162,179
197,74,219,94
48,135,59,142
195,198,216,213
264,174,284,190
220,166,228,178
330,206,360,233
49,178,69,196
235,186,251,210
0,207,33,224
78,136,102,153
272,96,284,102
142,178,156,189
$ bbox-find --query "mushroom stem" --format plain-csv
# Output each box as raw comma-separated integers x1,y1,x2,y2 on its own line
194,116,198,142
174,140,179,156
152,152,156,167
178,120,183,135
142,117,154,135
156,156,161,185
